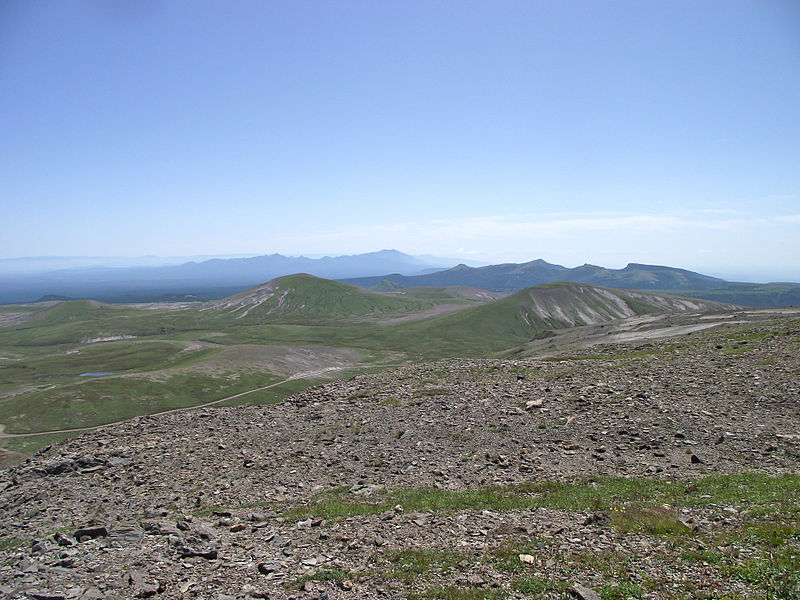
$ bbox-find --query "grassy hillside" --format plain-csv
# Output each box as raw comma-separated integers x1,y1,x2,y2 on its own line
562,262,726,290
0,300,217,349
205,274,466,323
0,278,492,438
376,283,734,358
0,278,738,447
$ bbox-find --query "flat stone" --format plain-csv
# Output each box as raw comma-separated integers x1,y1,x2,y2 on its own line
571,584,602,600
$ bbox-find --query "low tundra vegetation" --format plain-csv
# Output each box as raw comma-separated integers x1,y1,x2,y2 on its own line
277,473,800,599
284,473,800,521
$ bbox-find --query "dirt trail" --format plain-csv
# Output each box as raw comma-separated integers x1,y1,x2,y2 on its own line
0,367,345,439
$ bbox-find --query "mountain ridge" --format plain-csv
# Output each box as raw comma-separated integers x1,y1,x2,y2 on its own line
3,252,798,308
342,260,800,307
0,250,458,304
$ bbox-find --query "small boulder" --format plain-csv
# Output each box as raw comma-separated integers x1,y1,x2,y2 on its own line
128,570,158,598
571,584,602,600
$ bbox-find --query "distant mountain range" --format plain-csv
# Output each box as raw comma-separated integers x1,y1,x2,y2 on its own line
2,251,798,307
342,260,800,308
0,250,451,304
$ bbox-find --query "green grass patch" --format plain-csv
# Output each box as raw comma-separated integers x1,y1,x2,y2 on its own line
1,431,78,457
679,548,725,566
283,473,800,522
0,340,218,389
610,504,693,537
218,377,322,407
596,582,645,600
416,388,449,396
490,539,552,573
385,548,468,581
0,538,26,551
0,371,282,433
512,576,566,595
409,588,507,600
721,546,800,600
292,568,349,588
741,522,800,547
567,550,632,579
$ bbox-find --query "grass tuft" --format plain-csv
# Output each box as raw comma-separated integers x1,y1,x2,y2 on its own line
385,548,468,581
409,588,507,600
610,504,693,537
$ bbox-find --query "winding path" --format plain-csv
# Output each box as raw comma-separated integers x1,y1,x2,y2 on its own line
0,366,345,440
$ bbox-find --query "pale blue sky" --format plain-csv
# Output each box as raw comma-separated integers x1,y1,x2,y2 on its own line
1,1,799,280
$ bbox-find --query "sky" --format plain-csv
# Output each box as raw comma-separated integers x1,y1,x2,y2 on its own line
1,1,799,281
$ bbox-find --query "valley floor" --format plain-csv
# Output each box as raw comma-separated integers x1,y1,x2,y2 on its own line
0,315,799,599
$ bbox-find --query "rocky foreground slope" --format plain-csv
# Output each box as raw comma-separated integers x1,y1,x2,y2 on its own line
1,315,799,600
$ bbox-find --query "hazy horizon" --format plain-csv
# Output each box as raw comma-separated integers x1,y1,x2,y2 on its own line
1,249,797,285
2,2,798,280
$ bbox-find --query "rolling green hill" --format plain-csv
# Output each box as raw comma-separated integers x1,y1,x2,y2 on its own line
0,277,738,451
381,282,737,357
203,274,470,323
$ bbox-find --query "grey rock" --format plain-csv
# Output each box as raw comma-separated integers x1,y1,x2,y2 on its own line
128,570,158,598
571,584,602,600
193,521,219,540
248,512,267,522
